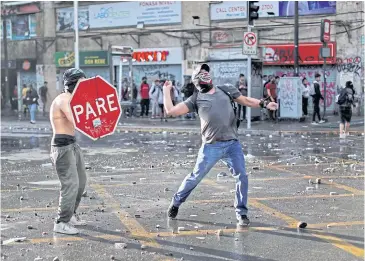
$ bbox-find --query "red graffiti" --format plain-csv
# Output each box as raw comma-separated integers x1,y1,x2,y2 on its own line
213,31,229,42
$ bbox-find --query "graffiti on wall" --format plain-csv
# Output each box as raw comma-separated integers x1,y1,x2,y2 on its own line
213,31,230,43
336,56,363,78
20,72,37,88
335,56,364,115
263,65,337,111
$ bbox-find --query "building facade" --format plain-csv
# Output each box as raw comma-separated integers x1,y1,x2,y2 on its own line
1,1,364,114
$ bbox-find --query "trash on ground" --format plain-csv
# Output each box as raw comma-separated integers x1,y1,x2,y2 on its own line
2,237,27,245
297,222,307,229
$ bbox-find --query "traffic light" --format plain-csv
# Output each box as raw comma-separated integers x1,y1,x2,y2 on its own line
248,1,260,26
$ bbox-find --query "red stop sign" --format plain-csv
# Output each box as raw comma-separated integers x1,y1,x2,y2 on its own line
69,76,122,140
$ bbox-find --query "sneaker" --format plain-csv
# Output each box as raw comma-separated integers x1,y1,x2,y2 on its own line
53,222,79,235
70,215,87,226
340,133,346,139
345,132,350,136
167,204,179,218
311,122,318,125
237,215,250,226
30,121,36,124
319,120,326,124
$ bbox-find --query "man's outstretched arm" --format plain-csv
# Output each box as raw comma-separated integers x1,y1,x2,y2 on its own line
235,95,278,110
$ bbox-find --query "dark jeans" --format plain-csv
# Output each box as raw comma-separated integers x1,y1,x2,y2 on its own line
302,97,308,116
140,99,150,116
172,140,248,217
237,104,246,121
268,98,277,120
312,98,321,122
41,98,47,116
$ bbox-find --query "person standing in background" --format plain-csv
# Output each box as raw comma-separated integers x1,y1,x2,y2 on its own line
139,77,150,117
235,74,248,123
11,85,18,111
39,81,48,117
130,83,138,117
337,81,356,138
266,77,278,121
22,84,30,118
156,80,167,122
302,78,310,117
25,85,39,124
311,73,325,125
262,75,268,87
149,79,160,119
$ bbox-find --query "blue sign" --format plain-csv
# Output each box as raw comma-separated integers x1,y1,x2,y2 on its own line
279,1,336,16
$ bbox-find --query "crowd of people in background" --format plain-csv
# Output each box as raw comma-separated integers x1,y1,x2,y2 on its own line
118,72,358,134
2,71,357,137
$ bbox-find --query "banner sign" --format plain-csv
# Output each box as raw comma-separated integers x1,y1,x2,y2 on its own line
112,47,183,66
279,1,336,16
88,1,181,28
262,42,336,65
56,7,89,31
55,51,109,67
210,1,279,20
0,14,36,40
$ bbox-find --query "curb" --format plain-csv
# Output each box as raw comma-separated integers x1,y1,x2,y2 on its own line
1,125,364,137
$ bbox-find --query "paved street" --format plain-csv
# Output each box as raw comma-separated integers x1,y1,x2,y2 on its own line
1,127,364,261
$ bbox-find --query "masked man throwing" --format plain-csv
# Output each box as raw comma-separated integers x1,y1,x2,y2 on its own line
50,68,88,234
163,64,277,226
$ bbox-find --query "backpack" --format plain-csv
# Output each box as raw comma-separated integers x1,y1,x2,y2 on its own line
337,88,354,107
182,83,195,98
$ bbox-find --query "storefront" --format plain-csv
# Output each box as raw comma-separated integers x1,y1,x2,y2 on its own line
205,47,263,118
112,47,183,98
261,42,337,113
54,50,110,91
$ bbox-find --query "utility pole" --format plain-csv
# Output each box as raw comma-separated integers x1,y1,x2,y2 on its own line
1,4,16,110
2,18,10,109
246,1,259,129
74,0,79,69
320,19,331,121
294,1,299,77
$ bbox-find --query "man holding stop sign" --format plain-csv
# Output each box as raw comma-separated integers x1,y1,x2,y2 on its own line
50,68,122,235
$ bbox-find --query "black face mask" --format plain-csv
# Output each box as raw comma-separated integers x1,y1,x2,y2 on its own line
196,83,213,93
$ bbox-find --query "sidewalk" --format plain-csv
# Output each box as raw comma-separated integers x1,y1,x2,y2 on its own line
1,115,364,136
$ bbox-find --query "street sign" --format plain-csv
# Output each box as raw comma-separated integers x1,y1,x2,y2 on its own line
111,46,133,56
69,76,122,141
320,19,331,43
243,32,257,55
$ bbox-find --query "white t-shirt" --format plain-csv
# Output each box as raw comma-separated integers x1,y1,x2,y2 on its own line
302,84,310,98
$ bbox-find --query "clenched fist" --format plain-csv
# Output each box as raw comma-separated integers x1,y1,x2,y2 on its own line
267,102,278,111
163,80,173,92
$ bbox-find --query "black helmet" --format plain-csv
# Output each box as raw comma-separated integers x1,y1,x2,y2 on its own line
63,68,86,93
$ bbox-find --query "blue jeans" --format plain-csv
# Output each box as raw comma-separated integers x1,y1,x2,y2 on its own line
172,140,248,216
29,104,37,122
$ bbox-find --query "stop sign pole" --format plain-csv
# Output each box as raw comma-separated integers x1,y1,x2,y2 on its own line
69,76,122,140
